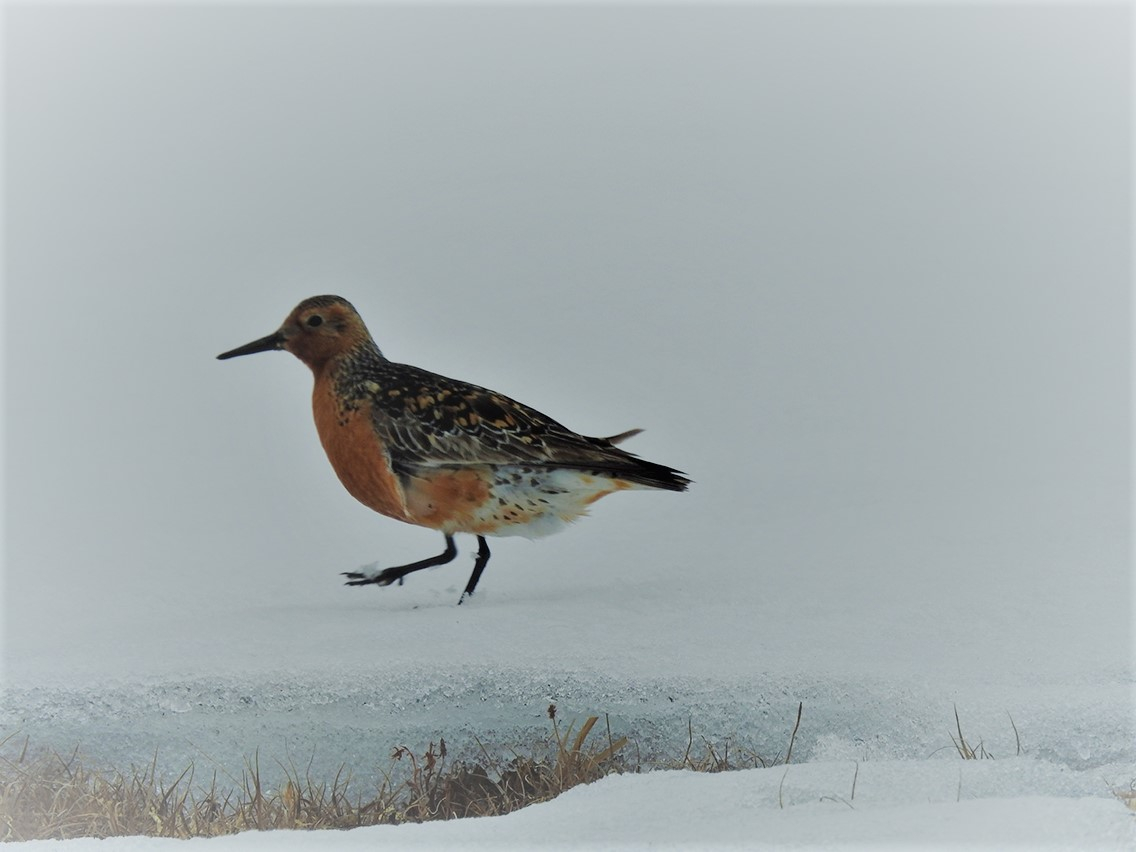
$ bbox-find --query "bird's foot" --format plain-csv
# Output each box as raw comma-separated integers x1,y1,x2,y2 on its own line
341,538,456,590
342,565,404,587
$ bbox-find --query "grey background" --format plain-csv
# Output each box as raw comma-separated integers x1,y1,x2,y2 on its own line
2,5,1130,693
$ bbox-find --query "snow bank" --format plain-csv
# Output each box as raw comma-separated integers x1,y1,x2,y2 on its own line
9,759,1136,851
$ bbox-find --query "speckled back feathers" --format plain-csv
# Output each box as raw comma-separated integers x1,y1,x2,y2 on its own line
329,343,690,493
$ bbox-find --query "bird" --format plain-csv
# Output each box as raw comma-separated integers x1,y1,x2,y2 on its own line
217,295,689,602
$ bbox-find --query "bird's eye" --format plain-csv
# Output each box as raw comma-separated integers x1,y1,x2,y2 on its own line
307,315,324,328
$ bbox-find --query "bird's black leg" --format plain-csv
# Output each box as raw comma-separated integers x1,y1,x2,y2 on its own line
342,535,457,587
458,536,491,604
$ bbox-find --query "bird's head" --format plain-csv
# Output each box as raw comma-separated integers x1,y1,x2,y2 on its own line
217,295,376,372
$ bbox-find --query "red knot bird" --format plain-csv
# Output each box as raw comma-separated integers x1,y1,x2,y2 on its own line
218,295,689,602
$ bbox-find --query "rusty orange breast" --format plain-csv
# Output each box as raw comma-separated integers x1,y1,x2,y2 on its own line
403,467,495,532
312,371,414,524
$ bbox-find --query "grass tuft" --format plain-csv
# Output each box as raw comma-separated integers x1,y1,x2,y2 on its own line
0,706,634,841
1113,783,1136,811
942,706,1022,761
674,702,803,772
950,704,992,760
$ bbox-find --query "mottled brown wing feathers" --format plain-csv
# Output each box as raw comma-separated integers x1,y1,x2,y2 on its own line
356,361,688,491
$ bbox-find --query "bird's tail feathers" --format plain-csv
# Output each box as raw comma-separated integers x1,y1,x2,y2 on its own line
601,428,644,446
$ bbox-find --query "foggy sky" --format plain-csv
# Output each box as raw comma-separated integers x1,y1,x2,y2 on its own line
2,5,1130,679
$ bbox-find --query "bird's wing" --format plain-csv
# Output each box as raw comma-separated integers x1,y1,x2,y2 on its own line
365,362,624,473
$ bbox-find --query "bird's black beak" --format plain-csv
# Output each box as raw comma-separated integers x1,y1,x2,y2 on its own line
217,330,286,360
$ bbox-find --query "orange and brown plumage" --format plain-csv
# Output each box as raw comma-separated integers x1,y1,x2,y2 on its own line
218,295,689,602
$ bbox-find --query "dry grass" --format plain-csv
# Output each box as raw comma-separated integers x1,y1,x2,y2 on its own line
1113,783,1136,812
0,702,804,842
672,701,804,772
0,704,631,841
12,703,1124,841
941,706,1022,761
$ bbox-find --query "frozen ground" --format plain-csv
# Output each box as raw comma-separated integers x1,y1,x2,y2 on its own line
3,482,1134,849
3,483,1132,771
8,761,1136,851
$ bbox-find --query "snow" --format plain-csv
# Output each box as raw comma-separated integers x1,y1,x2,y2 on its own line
2,477,1133,850
3,485,1134,850
8,762,1136,851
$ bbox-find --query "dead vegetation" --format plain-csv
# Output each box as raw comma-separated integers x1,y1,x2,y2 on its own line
0,703,801,842
937,705,1022,761
8,703,1120,841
